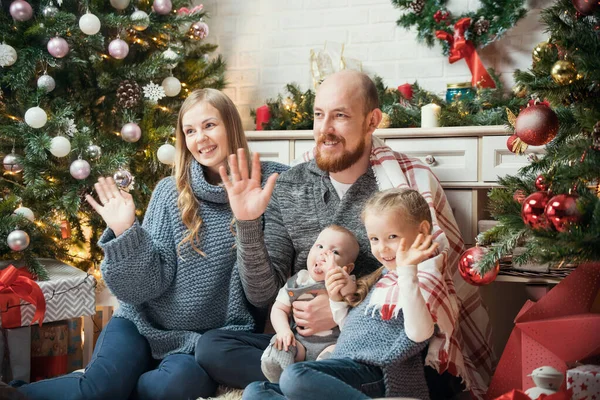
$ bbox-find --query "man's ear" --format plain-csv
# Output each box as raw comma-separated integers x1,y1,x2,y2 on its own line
343,263,355,274
369,109,383,130
419,220,431,235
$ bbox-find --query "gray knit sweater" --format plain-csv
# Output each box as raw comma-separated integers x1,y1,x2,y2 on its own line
98,160,288,359
236,159,381,308
332,289,430,399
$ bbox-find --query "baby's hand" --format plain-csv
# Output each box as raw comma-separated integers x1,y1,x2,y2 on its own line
274,330,296,352
396,234,439,267
323,250,338,273
325,266,356,302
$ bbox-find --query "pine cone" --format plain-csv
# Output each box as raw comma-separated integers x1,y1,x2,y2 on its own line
474,18,490,35
117,80,142,109
410,0,425,14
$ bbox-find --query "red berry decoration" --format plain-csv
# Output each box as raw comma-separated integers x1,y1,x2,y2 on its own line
545,193,581,232
571,0,599,15
458,247,499,286
515,104,559,146
521,191,551,229
507,134,528,154
535,174,549,191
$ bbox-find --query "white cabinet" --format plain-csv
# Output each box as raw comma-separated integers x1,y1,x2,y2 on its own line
249,140,290,164
385,137,478,182
481,136,545,182
293,140,315,164
444,190,475,245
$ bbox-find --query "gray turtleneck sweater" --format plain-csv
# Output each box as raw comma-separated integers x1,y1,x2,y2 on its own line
98,161,288,359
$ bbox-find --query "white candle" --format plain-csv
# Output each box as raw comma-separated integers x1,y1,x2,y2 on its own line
421,103,441,128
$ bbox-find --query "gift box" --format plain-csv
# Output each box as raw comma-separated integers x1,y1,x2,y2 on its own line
0,326,31,383
485,263,600,399
0,259,95,328
66,318,83,372
30,321,68,382
566,365,600,400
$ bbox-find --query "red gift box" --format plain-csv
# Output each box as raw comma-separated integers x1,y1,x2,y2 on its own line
567,365,600,400
30,321,69,381
486,263,600,399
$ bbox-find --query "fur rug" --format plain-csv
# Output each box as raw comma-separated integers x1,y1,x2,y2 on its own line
197,386,243,400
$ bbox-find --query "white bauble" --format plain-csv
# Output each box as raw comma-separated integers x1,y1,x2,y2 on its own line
0,43,18,67
79,13,101,35
24,106,48,128
37,73,56,92
14,206,35,222
161,76,181,97
131,10,150,31
161,48,178,69
157,143,176,165
50,136,71,157
110,0,130,10
70,159,91,180
7,229,30,251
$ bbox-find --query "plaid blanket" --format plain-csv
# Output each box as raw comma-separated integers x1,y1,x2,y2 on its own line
301,136,494,399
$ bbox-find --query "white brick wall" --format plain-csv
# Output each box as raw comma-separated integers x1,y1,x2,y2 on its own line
199,0,554,129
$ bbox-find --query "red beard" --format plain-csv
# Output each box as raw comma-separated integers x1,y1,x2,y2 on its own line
315,134,366,173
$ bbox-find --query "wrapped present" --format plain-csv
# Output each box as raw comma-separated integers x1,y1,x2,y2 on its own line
566,365,600,400
66,318,83,372
0,266,46,328
0,326,31,383
0,259,95,328
486,263,600,399
30,321,68,381
493,389,572,400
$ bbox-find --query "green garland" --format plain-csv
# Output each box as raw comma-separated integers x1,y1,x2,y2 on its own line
253,71,525,130
390,0,527,55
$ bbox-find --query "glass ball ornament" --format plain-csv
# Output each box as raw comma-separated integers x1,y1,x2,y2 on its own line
121,122,142,143
189,21,209,40
3,153,23,173
37,73,56,93
545,193,581,232
108,38,129,59
47,37,69,58
113,169,133,189
521,191,551,230
42,5,58,18
152,0,172,15
24,106,48,129
50,136,71,158
532,41,556,63
535,174,549,191
7,229,30,251
551,60,577,86
458,246,499,286
515,104,559,146
13,206,34,222
0,43,18,67
131,10,150,31
161,76,181,97
157,143,176,165
70,159,91,180
161,48,179,69
9,0,33,22
79,13,101,35
87,144,102,160
110,0,130,10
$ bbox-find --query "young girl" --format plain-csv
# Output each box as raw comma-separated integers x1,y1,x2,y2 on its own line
17,89,288,400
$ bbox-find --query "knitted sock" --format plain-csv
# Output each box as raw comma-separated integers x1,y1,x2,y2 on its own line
260,337,298,383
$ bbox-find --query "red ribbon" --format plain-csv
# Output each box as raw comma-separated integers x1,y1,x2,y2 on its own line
177,4,204,15
435,18,496,89
0,265,46,328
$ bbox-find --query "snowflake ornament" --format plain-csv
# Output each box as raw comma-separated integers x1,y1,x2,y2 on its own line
65,118,78,136
0,43,18,67
143,82,166,103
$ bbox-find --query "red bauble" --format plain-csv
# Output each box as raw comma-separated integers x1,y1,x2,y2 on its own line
571,0,599,15
515,104,559,146
535,174,549,191
513,189,526,204
507,134,528,154
458,247,499,286
545,194,581,232
521,191,551,229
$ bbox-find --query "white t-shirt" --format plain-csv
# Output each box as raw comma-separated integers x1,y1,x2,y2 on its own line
330,176,353,200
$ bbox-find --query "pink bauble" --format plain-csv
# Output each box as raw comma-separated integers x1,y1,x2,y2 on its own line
70,159,91,180
121,122,142,142
108,39,129,59
47,37,69,58
153,0,172,15
9,0,33,22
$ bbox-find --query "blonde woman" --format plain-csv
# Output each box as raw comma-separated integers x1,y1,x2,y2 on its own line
18,89,288,400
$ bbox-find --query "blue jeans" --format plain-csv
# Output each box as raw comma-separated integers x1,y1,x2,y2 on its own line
19,317,217,400
242,358,385,400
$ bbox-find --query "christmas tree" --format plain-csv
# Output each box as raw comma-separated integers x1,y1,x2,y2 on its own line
477,0,600,273
0,0,225,278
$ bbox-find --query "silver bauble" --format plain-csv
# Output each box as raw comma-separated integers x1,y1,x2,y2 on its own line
3,153,23,173
42,5,59,18
131,10,150,31
113,169,133,189
37,73,56,93
87,144,102,160
7,229,30,251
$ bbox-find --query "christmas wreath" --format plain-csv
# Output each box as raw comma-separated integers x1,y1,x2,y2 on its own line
391,0,528,88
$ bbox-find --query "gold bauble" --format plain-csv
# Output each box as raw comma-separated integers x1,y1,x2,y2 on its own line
378,113,391,129
512,83,527,98
551,60,577,85
532,41,554,63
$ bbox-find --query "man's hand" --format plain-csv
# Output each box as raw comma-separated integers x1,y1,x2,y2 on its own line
292,293,336,336
219,149,279,221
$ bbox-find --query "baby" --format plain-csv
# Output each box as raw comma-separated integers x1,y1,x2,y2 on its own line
260,225,359,383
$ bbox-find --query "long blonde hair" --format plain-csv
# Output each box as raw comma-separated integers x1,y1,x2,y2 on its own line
348,188,433,307
174,88,251,256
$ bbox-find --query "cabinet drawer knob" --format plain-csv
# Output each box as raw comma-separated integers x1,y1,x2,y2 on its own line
425,155,436,165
